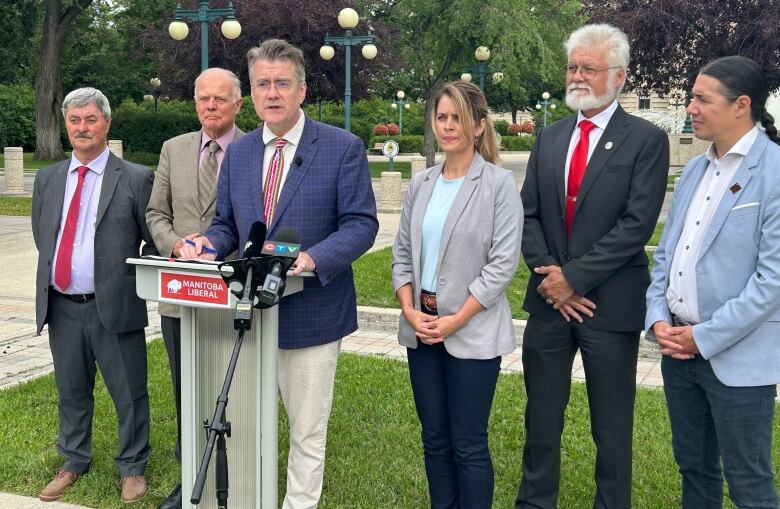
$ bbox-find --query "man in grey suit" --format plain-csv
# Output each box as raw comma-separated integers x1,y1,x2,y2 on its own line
516,24,669,509
32,87,155,503
146,67,243,509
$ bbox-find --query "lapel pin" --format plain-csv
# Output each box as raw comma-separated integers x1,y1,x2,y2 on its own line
604,141,613,150
730,183,742,194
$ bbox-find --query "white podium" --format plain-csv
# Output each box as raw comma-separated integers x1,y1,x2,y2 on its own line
129,257,306,509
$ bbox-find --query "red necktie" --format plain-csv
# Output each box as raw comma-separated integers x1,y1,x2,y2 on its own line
54,165,89,291
565,120,597,236
263,138,286,224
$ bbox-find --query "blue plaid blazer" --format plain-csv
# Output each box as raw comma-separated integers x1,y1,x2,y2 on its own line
206,116,378,348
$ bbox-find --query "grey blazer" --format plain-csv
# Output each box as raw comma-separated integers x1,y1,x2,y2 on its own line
392,153,523,359
32,152,155,334
145,127,244,317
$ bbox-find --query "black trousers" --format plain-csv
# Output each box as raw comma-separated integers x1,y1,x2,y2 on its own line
161,315,182,464
48,291,150,476
516,316,639,509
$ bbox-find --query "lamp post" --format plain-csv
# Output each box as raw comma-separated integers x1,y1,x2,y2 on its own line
168,1,241,72
150,78,161,112
390,90,411,135
535,91,557,128
669,91,686,134
320,8,377,132
461,46,502,91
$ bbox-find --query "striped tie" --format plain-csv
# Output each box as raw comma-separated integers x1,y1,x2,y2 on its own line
263,138,286,224
54,165,90,291
199,140,219,210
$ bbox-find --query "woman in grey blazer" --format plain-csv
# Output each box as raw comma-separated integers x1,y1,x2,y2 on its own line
392,81,523,508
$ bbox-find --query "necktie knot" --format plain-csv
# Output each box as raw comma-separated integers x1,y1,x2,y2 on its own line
77,165,89,178
274,138,287,149
207,140,220,154
579,119,597,135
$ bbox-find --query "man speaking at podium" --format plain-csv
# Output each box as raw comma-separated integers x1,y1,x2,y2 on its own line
181,39,378,509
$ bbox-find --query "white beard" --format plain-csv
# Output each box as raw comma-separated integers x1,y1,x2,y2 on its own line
565,80,618,112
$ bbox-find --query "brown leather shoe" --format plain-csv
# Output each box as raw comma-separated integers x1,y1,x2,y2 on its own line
39,468,81,502
120,474,147,504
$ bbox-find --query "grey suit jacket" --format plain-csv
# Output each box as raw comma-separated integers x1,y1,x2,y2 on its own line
32,152,155,334
392,153,523,359
146,127,244,317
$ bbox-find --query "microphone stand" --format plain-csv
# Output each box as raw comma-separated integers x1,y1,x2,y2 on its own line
191,264,256,508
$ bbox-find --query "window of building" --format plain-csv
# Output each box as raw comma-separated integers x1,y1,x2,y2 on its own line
638,96,651,110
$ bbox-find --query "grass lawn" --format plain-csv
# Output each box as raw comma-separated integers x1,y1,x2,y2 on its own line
369,161,411,179
2,340,774,507
648,222,665,247
0,196,32,216
0,152,62,171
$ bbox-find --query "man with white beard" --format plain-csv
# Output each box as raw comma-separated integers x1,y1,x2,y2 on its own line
515,24,669,509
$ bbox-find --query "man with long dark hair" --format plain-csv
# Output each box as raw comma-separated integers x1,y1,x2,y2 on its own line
646,55,780,508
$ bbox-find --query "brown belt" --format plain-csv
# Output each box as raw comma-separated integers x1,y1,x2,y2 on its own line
420,290,437,315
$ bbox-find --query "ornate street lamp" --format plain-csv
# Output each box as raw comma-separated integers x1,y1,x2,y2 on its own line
320,8,377,132
149,78,161,112
168,1,241,72
535,91,557,128
390,90,411,135
461,46,502,90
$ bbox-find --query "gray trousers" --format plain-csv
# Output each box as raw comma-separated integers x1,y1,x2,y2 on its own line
47,291,150,476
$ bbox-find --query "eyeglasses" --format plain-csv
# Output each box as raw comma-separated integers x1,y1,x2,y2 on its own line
253,79,298,91
563,64,621,80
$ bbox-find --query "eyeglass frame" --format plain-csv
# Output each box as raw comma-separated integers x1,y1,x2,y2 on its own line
252,79,303,92
563,64,622,80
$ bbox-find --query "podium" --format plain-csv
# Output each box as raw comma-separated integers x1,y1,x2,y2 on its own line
129,257,306,509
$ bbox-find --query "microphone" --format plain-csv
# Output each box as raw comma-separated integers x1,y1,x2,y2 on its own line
257,227,301,307
243,221,267,259
292,156,302,167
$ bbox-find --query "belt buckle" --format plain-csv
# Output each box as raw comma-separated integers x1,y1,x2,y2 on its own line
421,293,437,313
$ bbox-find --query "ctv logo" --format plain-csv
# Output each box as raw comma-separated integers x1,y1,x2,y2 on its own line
262,241,300,254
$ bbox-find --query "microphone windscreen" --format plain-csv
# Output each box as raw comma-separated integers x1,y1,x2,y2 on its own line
243,221,267,258
272,226,300,245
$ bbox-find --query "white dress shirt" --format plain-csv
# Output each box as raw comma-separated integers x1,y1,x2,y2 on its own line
667,126,760,322
50,146,110,293
261,110,305,192
564,100,619,185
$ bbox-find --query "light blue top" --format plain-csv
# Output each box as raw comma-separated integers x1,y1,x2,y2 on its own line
420,174,464,291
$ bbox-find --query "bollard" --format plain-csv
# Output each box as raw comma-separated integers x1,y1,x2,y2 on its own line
411,155,427,176
108,140,123,159
379,171,402,213
2,147,25,195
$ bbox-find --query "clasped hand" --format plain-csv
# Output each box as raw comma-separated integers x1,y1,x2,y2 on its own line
652,321,698,360
402,308,465,345
535,265,596,323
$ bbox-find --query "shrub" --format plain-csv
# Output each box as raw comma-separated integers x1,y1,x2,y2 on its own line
0,84,36,150
386,123,400,136
110,111,201,154
493,119,509,136
369,135,424,154
373,124,389,136
521,121,535,134
508,123,523,135
501,135,536,151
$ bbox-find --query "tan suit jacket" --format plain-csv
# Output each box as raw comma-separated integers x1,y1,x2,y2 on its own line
146,127,244,317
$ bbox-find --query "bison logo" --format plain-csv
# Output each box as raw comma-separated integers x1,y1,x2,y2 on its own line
167,279,183,294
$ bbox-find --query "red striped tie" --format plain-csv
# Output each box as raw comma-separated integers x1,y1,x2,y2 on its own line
263,138,286,224
54,165,89,290
565,120,597,236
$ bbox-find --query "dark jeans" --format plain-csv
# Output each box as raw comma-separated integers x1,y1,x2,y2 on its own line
662,355,778,509
407,340,501,509
517,317,638,509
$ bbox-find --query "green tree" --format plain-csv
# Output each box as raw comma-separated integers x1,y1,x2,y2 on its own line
0,1,42,86
366,0,582,164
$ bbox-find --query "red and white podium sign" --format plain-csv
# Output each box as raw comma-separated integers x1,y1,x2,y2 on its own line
159,271,230,307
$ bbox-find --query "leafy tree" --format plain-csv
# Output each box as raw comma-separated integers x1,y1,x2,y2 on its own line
586,0,780,95
365,0,582,165
0,1,42,86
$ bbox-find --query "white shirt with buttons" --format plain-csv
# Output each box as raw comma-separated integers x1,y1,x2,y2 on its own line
666,126,759,322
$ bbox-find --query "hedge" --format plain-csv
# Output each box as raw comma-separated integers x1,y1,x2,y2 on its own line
368,135,424,154
501,135,536,151
0,84,36,150
110,111,202,154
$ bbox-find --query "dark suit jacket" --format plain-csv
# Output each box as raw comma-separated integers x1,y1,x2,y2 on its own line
521,105,669,331
32,152,156,334
206,116,379,348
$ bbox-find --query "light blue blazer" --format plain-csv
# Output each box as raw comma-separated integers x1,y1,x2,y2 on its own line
392,153,523,359
646,132,780,386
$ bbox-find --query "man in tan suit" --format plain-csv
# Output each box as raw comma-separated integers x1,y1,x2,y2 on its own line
146,67,244,509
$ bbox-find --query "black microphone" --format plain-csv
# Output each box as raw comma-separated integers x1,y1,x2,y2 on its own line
257,227,301,307
292,156,302,167
242,221,267,259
